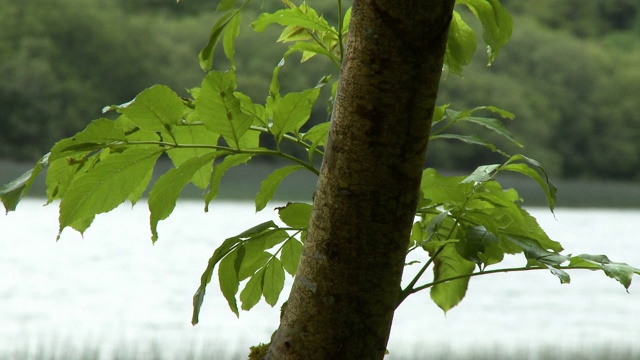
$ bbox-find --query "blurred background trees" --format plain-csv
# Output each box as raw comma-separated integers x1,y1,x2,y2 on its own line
1,0,638,180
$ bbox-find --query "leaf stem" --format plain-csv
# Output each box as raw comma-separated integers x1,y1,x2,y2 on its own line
405,265,607,298
125,140,320,175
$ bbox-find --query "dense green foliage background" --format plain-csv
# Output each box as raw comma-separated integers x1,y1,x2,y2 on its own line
1,0,638,179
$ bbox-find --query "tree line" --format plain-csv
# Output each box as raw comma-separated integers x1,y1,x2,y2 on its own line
1,0,638,180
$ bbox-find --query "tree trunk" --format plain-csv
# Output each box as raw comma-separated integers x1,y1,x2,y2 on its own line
267,1,455,359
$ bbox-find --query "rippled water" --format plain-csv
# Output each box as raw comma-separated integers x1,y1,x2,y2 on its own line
1,199,639,358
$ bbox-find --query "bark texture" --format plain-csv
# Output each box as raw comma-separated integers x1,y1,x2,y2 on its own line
267,1,455,359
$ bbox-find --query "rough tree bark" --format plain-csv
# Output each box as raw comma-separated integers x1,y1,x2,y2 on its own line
267,1,456,359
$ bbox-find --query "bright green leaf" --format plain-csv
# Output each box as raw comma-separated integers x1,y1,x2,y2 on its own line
255,165,305,212
59,148,163,238
458,0,513,64
252,6,334,34
271,88,321,140
445,11,476,76
166,126,220,189
120,85,185,135
223,11,241,68
218,250,241,316
263,258,285,306
430,133,498,152
204,153,253,211
197,70,253,148
430,244,476,313
149,152,221,243
302,122,330,146
1,154,48,213
49,119,127,161
278,202,312,228
281,238,303,275
240,267,265,310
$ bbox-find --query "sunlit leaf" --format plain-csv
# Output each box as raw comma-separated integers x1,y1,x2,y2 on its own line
430,133,498,152
204,153,253,211
263,258,285,306
149,152,221,243
252,6,334,34
59,148,163,238
49,119,127,161
278,202,312,228
240,267,265,310
255,165,305,212
281,238,303,275
166,126,220,189
120,85,185,135
271,87,322,140
223,11,241,68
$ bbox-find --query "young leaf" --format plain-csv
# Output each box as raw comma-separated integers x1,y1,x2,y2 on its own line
500,154,557,212
445,11,476,76
199,9,242,71
280,238,303,275
218,250,241,316
457,0,513,64
263,258,285,306
302,122,330,147
166,126,220,189
277,202,312,228
570,254,640,292
0,153,48,213
255,165,305,212
271,87,322,141
223,10,241,68
196,70,253,148
59,148,163,238
240,267,265,311
148,152,221,243
252,6,334,34
49,118,127,161
430,244,476,313
430,133,498,153
204,153,253,211
120,85,185,135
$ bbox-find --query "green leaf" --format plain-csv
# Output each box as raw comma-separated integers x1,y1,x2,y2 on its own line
430,133,498,152
302,122,330,146
204,153,253,211
216,0,238,12
199,10,239,71
45,157,82,203
284,41,335,62
120,85,185,135
420,168,471,205
58,148,163,238
252,6,334,34
500,154,557,212
240,267,265,310
430,244,476,313
263,258,285,306
148,152,221,243
457,116,522,147
49,119,127,161
223,10,241,68
271,87,322,140
458,0,513,64
255,165,305,212
504,235,569,267
431,104,449,125
237,250,272,281
196,70,254,148
462,164,501,183
218,249,241,316
277,202,312,228
192,222,280,324
570,254,640,292
1,153,48,213
445,11,476,76
280,238,303,275
166,126,220,189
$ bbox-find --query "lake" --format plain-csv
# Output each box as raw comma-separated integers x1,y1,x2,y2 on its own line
1,199,639,358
